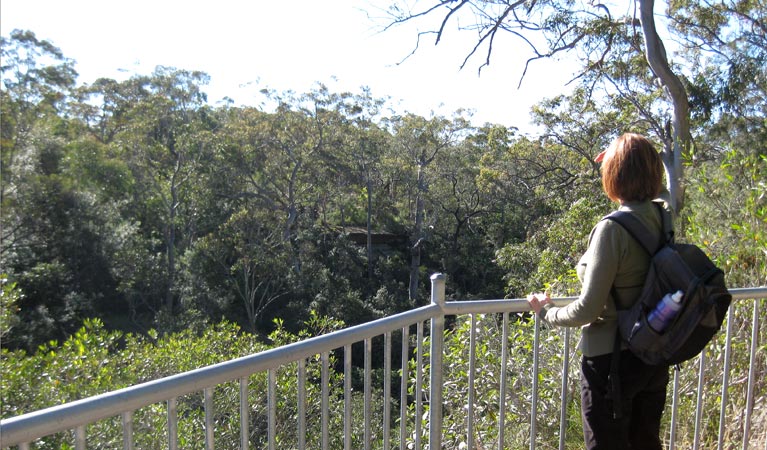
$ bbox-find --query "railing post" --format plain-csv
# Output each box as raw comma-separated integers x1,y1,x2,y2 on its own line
742,299,760,450
718,309,735,450
468,314,477,450
558,327,571,450
168,397,178,450
204,388,214,450
122,412,133,450
400,325,410,450
498,312,509,449
239,378,249,450
429,273,446,450
75,425,86,450
531,312,540,450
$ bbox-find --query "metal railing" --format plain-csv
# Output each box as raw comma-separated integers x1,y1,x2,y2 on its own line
1,274,765,449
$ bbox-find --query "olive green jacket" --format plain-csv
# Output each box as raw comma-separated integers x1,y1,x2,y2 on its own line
540,201,664,357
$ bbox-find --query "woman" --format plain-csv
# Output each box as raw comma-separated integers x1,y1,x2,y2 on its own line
527,133,670,450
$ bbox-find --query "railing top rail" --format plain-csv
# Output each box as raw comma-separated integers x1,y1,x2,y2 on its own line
1,287,764,447
442,297,577,315
729,287,767,300
442,287,766,315
1,304,441,446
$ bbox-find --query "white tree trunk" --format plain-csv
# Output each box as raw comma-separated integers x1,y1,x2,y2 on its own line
638,0,690,215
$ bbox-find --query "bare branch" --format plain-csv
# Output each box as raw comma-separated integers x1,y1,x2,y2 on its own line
436,0,471,45
395,30,439,66
380,1,454,32
461,5,517,73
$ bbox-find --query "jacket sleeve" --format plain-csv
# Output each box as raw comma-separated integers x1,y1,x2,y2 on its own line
541,220,624,327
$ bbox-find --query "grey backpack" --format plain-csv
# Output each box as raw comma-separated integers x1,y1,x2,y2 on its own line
605,203,732,366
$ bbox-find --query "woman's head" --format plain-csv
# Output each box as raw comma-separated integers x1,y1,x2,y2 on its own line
600,133,663,203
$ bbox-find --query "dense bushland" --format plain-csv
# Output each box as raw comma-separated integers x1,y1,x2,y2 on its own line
1,8,766,446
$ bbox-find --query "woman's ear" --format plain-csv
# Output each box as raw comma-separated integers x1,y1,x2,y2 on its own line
594,150,607,162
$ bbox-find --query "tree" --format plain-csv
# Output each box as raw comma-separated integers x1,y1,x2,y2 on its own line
0,275,21,340
382,0,690,213
387,113,472,302
1,29,77,257
322,88,389,282
218,86,369,275
114,67,214,313
669,0,767,161
424,134,507,297
72,77,148,144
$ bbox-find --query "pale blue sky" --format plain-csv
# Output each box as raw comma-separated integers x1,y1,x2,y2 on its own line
2,0,576,130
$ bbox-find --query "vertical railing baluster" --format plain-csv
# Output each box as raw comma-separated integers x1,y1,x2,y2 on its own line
298,359,306,450
122,412,133,450
429,273,445,450
240,377,249,450
693,352,707,450
531,313,541,450
384,332,392,450
75,425,86,450
168,397,178,450
400,326,409,450
743,299,760,450
718,309,735,450
498,312,509,450
268,369,276,450
344,344,352,450
468,314,477,450
415,321,424,449
321,351,330,450
669,367,681,450
204,388,214,450
558,327,571,450
364,338,372,450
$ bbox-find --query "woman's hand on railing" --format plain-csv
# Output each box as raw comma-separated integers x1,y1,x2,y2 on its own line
526,292,553,314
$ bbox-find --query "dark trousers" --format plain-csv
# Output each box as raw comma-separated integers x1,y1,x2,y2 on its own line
580,350,669,450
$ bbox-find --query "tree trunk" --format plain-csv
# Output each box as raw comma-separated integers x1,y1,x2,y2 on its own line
165,156,181,312
639,0,691,215
409,165,426,302
165,200,176,311
285,162,302,273
366,172,374,280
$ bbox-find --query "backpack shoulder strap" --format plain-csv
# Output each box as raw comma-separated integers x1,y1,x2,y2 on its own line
658,202,675,245
603,203,668,255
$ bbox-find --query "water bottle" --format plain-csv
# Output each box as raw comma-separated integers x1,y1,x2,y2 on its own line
647,290,684,332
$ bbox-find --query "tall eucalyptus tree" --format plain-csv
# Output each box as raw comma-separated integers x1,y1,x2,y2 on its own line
668,0,767,152
1,30,77,255
387,113,472,302
116,67,213,313
382,0,690,213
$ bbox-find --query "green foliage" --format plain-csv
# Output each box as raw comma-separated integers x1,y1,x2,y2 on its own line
685,148,766,287
496,192,612,298
0,275,21,340
405,300,765,450
408,314,584,449
0,314,372,449
2,11,767,447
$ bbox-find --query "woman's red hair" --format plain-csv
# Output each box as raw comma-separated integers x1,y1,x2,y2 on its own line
601,133,663,202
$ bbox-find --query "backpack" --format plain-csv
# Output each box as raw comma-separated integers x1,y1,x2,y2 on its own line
605,203,732,367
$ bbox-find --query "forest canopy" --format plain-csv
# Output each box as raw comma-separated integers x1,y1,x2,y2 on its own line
1,3,765,355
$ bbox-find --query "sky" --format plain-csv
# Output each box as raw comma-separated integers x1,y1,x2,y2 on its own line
1,0,578,131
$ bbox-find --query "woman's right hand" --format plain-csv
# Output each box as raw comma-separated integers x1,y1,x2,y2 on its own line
526,292,552,314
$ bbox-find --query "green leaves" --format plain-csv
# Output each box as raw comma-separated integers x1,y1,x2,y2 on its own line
418,313,580,448
685,147,766,286
0,315,361,448
0,275,21,339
